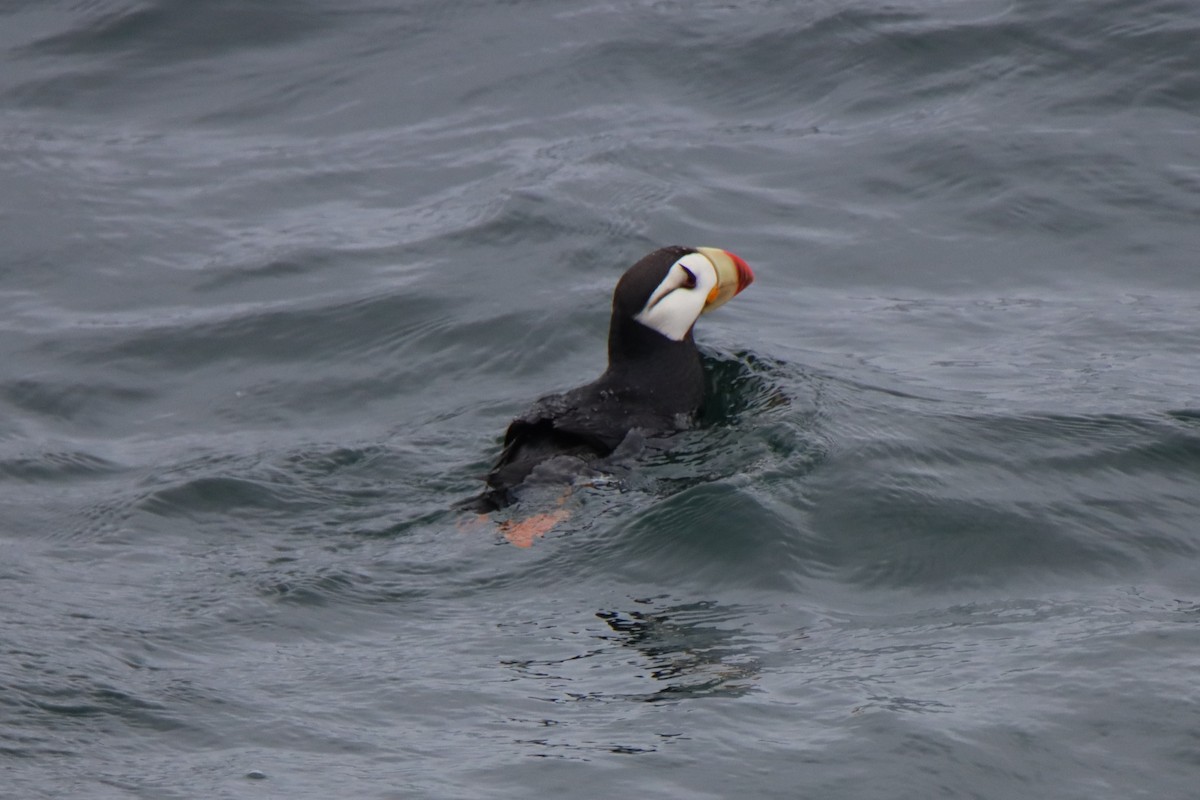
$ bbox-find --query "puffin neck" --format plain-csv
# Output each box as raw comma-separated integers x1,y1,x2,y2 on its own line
608,311,693,362
604,312,705,412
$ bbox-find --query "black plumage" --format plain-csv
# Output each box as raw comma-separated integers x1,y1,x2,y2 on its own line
468,246,744,512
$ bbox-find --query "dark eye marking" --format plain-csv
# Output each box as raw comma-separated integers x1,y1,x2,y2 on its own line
681,266,697,289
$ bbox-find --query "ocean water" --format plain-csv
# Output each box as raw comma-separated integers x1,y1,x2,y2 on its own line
3,1,1200,797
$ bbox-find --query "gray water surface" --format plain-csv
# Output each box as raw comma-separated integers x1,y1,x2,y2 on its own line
3,1,1200,798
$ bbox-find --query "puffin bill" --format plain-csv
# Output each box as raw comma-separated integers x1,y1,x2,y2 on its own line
467,245,754,516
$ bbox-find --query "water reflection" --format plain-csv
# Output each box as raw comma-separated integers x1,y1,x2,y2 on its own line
496,596,774,759
595,598,762,702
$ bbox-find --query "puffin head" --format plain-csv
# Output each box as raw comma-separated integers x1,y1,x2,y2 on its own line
614,246,755,342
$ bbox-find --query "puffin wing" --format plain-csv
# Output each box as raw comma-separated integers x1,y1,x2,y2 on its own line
472,385,683,511
488,392,621,477
503,390,627,449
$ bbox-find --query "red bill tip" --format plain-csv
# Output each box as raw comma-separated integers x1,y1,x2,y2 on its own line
727,250,754,294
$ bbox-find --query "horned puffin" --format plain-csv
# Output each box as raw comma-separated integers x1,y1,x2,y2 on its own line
469,245,754,513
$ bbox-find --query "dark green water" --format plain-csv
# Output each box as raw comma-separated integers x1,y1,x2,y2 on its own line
3,1,1199,797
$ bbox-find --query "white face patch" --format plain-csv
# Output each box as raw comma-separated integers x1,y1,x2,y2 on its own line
633,252,718,341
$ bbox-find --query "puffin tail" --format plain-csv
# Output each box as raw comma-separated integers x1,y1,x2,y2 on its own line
455,486,513,515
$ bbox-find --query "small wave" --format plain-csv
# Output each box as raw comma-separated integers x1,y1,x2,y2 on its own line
0,449,124,483
802,408,1200,592
1,377,155,426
